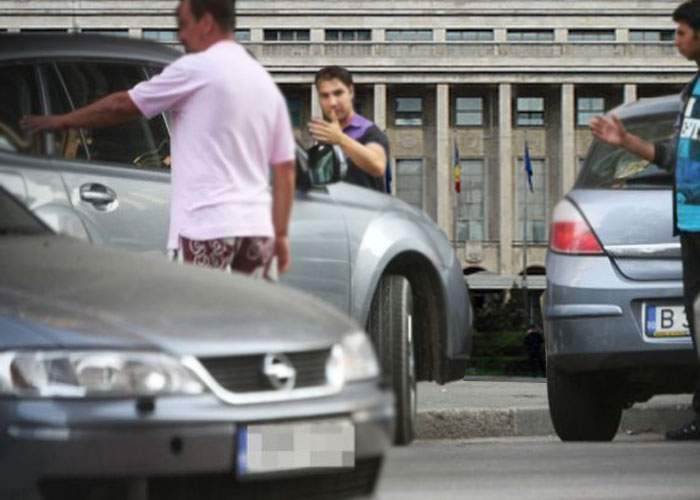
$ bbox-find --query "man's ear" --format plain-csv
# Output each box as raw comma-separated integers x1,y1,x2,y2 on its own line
201,12,216,34
348,84,355,101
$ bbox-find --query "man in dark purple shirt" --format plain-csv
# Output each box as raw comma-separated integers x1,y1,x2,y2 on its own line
308,66,390,192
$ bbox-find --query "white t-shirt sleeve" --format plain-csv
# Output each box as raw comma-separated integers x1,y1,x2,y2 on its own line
269,94,296,166
128,56,205,119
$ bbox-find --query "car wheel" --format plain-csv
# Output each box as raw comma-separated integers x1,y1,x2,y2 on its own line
547,363,622,441
368,274,416,445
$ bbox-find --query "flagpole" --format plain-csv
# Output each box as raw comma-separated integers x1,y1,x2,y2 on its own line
522,140,530,326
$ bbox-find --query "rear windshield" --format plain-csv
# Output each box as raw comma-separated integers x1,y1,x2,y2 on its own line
0,189,51,236
576,113,676,189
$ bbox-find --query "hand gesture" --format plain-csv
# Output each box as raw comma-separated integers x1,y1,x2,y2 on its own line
308,108,344,145
589,114,627,147
19,115,64,134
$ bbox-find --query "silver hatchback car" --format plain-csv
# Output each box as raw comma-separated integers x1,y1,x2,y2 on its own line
545,95,698,441
0,33,472,445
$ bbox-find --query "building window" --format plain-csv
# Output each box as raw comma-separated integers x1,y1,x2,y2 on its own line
325,29,371,42
456,159,486,241
81,29,129,37
286,97,302,128
507,29,555,42
263,29,310,42
455,97,483,126
516,97,545,127
396,159,423,210
235,29,251,42
568,29,615,42
395,97,423,126
577,97,605,127
143,29,178,43
629,29,675,42
20,28,70,33
515,158,547,242
446,29,494,42
386,29,433,42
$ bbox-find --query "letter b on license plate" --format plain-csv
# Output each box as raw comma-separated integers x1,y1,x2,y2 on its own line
645,304,690,338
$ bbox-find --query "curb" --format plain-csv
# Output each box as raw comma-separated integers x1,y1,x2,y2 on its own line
416,404,695,440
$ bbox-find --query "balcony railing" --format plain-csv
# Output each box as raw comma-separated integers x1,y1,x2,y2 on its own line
239,41,679,63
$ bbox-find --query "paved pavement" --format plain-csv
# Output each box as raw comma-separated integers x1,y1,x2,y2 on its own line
377,435,700,499
416,377,695,440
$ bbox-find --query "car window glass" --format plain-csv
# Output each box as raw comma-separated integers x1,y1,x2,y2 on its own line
0,64,43,156
0,189,50,236
577,114,675,189
54,61,171,169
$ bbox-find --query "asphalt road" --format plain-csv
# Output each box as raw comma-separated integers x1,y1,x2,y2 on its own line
374,435,700,500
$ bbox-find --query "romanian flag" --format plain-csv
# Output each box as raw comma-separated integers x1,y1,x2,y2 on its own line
453,140,461,194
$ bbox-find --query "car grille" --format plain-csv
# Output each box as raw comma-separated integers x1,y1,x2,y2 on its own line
40,457,383,500
199,349,330,393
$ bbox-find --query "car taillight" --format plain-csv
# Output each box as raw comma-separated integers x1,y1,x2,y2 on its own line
549,199,604,255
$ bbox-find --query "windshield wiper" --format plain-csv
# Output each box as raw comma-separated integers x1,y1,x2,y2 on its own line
0,227,48,236
599,171,672,187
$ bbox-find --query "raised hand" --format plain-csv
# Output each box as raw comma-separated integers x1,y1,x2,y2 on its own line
589,114,627,147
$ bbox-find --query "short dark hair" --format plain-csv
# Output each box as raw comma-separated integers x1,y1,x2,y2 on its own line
315,66,354,89
185,0,235,31
674,0,700,31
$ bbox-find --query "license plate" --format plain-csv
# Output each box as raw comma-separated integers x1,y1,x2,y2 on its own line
236,418,355,477
644,304,690,338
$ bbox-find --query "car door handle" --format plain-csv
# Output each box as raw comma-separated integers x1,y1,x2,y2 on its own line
80,183,117,205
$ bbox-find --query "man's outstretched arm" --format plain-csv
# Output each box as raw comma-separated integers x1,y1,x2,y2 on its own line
20,91,142,133
589,114,656,163
272,160,296,274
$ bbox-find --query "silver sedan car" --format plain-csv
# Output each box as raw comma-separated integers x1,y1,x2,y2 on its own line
0,186,392,500
0,33,472,445
545,95,698,441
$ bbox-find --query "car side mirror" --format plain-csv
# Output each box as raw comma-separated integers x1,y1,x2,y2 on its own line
306,143,345,187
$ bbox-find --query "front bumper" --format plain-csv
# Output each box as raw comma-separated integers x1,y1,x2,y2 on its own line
545,252,696,372
0,381,393,499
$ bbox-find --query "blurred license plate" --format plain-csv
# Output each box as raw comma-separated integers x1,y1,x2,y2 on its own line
644,304,690,338
236,419,355,477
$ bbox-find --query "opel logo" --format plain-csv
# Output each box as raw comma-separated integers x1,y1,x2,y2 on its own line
262,353,296,391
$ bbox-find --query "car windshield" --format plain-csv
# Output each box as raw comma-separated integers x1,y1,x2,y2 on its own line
576,113,676,189
0,189,51,236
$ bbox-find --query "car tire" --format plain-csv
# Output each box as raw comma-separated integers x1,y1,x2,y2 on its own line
368,274,416,446
547,363,622,441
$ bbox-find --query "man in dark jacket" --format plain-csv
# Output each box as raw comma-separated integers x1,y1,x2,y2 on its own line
590,0,700,440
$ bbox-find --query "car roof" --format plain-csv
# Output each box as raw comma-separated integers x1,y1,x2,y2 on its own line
611,93,682,121
0,33,180,66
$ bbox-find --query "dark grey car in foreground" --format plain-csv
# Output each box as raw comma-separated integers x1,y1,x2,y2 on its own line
545,95,698,441
0,188,392,500
0,33,472,444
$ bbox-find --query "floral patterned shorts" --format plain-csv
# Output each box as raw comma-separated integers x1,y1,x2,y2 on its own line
173,236,277,281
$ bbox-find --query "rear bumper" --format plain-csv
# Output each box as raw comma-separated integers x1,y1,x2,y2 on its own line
545,252,695,370
0,382,393,499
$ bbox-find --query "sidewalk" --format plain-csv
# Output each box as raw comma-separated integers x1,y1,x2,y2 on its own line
416,377,695,440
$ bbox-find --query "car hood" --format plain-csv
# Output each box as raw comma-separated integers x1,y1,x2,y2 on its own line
0,236,359,356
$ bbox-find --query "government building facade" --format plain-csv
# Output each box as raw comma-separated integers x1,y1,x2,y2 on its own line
1,0,694,294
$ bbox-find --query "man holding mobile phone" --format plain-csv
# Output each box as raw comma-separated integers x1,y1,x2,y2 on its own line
309,66,390,192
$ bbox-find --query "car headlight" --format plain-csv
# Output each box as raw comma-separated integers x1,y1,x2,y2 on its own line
334,331,380,383
0,351,206,398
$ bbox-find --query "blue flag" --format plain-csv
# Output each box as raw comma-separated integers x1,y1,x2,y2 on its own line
524,142,534,193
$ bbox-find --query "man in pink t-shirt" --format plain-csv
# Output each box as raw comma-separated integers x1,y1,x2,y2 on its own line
21,0,296,279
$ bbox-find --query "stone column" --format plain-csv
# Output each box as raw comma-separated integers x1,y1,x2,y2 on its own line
436,84,452,238
374,84,387,130
560,84,576,196
624,84,638,104
498,83,514,276
311,84,321,119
